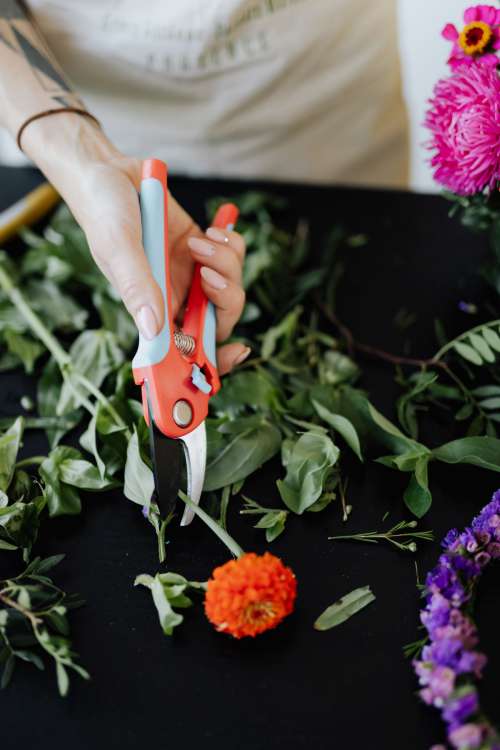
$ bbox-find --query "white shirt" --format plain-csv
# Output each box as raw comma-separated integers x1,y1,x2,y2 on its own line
1,0,408,187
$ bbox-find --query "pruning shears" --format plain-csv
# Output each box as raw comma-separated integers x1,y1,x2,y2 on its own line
132,159,238,525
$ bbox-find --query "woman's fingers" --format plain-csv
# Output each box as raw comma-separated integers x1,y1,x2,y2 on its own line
187,235,242,285
200,268,246,342
187,227,246,341
205,227,246,264
217,342,252,376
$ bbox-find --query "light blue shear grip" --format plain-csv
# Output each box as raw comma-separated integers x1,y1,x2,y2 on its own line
132,178,171,370
202,300,217,368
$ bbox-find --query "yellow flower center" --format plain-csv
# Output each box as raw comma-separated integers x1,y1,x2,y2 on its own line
243,600,276,625
458,21,493,55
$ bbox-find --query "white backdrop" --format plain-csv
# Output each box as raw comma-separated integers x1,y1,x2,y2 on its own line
399,0,471,192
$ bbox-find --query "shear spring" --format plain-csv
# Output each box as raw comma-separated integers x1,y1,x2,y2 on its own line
174,329,196,356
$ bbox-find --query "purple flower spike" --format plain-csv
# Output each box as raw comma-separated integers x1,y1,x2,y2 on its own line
413,489,500,750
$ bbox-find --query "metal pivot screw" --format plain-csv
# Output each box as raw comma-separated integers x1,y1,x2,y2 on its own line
173,399,193,428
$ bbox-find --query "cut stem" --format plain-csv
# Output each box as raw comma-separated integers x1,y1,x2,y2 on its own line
178,491,244,558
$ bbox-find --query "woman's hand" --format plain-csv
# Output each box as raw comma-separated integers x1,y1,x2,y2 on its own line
22,115,249,374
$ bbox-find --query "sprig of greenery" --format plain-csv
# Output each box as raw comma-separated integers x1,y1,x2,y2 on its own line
0,555,88,695
134,571,206,636
240,497,289,542
329,520,434,553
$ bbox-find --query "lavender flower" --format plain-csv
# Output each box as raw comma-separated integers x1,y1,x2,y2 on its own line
442,688,479,727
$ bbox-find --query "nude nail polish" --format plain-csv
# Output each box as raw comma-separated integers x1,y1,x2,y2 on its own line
200,266,227,290
232,347,251,367
206,227,226,243
137,305,158,340
187,237,215,256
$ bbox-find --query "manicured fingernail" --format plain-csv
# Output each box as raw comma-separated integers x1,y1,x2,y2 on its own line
200,266,227,290
206,227,227,243
187,237,215,256
232,347,251,368
136,305,159,340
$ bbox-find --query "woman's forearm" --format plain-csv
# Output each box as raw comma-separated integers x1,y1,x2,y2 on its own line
0,0,86,135
0,1,126,212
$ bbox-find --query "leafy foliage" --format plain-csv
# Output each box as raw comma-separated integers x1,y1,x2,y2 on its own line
0,555,88,695
0,190,499,661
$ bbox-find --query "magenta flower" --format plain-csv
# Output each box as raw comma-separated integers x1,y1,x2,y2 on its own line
425,64,500,195
443,5,500,70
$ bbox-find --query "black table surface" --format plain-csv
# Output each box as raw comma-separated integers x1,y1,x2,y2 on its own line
1,167,499,750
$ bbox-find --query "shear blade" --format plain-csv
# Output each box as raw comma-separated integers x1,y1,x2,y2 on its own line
179,420,207,527
148,420,183,518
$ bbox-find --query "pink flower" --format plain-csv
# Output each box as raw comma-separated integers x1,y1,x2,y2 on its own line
443,5,500,70
418,666,456,707
425,64,500,195
448,722,483,749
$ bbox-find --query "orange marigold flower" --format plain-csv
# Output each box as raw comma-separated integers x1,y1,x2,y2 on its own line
204,552,297,638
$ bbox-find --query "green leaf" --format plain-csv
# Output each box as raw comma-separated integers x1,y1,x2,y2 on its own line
56,661,69,697
314,586,376,630
26,279,88,333
277,432,339,514
482,327,500,352
211,371,283,418
35,554,65,574
469,332,495,363
433,437,500,472
0,539,17,551
92,291,137,351
58,458,114,490
204,418,281,492
0,499,41,552
4,330,44,374
453,341,483,366
123,429,154,507
455,402,474,421
403,457,432,518
0,417,24,492
1,655,15,689
473,385,500,398
260,306,302,360
479,397,500,411
332,387,421,457
39,447,82,516
312,400,363,460
38,359,81,448
79,414,105,479
151,576,184,635
57,330,124,414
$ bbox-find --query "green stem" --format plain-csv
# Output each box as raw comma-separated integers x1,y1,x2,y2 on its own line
433,318,500,362
178,491,244,558
16,456,46,468
0,264,70,369
72,371,130,437
61,371,97,417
